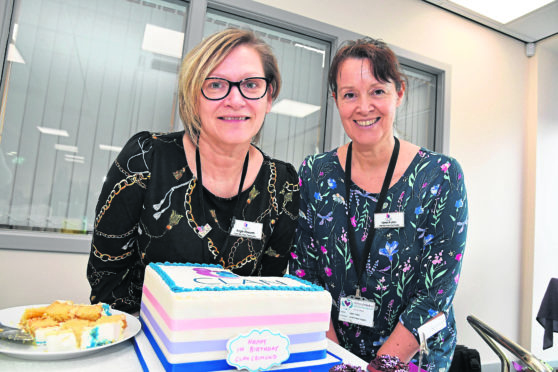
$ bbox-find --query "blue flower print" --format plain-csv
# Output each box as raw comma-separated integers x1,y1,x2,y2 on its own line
428,309,439,317
430,184,440,195
314,192,322,201
317,212,333,225
424,234,434,246
415,206,424,215
379,241,399,262
455,199,463,208
327,178,337,189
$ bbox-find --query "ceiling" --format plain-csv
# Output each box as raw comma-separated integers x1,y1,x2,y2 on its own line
423,0,558,53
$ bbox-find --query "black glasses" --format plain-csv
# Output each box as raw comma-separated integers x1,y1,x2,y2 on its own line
201,77,270,100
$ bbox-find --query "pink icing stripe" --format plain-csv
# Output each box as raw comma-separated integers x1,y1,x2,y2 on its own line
143,286,330,331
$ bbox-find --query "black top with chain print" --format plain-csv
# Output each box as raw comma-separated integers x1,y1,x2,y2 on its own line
87,131,300,313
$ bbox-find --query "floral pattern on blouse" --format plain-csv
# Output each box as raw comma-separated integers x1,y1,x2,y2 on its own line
87,131,299,313
289,146,468,371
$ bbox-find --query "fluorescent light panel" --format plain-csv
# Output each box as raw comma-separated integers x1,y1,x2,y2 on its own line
142,24,184,58
37,126,69,137
54,144,78,153
271,99,321,118
449,0,555,23
64,154,84,164
7,43,25,64
99,144,123,152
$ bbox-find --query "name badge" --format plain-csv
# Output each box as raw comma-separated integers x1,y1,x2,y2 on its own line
374,212,405,229
230,219,263,240
338,296,375,327
417,313,447,339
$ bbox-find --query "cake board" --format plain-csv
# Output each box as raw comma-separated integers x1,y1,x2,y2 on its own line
133,327,342,372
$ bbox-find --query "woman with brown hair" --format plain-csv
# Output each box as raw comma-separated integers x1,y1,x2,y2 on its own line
290,37,468,371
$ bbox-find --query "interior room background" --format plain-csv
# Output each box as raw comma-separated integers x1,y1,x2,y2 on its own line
0,0,556,369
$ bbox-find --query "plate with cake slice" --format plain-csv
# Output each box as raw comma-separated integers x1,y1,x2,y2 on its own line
0,301,141,360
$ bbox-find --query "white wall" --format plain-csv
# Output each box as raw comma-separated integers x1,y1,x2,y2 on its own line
1,0,556,367
255,0,556,366
532,37,558,363
0,249,90,306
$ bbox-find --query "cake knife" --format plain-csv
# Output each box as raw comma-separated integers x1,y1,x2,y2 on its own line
0,321,34,343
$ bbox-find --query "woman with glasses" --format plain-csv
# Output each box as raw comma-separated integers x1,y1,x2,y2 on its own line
87,28,300,313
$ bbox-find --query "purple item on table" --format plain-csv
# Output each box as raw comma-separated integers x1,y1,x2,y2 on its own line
329,363,365,371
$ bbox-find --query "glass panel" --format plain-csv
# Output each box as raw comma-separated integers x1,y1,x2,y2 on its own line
395,65,437,150
0,0,188,233
343,65,437,150
204,9,330,167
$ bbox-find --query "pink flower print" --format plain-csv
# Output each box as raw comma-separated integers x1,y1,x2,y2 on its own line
441,162,451,173
422,182,428,188
361,287,367,293
295,269,306,278
290,252,298,260
350,216,357,227
299,177,302,186
321,246,327,254
437,289,444,295
455,253,462,261
325,267,332,276
454,273,460,284
319,171,324,176
349,258,353,264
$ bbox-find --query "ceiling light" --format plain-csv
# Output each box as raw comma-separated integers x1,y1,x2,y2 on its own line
99,144,123,152
448,0,555,23
37,126,69,137
64,154,84,164
7,43,25,64
271,99,321,118
142,24,184,58
54,144,78,153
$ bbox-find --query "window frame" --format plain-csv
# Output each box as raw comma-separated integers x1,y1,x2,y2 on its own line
0,0,450,254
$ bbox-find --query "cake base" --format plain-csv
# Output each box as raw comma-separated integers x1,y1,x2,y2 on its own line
133,325,342,372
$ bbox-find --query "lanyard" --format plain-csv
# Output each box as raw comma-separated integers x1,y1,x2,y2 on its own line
344,137,399,296
195,146,249,241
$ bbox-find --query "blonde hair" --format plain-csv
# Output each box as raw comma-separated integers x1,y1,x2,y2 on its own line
178,28,281,144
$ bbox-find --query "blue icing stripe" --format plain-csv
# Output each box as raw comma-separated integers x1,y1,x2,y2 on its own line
149,262,326,293
102,303,112,316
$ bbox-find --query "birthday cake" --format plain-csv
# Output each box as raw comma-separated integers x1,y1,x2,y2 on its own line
139,262,335,371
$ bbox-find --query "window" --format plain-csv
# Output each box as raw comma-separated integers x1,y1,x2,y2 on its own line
0,0,188,233
0,0,447,252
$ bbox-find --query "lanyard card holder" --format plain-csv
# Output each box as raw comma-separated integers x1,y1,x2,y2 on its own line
338,295,375,328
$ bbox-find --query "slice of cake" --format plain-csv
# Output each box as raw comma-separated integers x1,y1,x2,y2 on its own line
140,262,333,371
19,301,127,351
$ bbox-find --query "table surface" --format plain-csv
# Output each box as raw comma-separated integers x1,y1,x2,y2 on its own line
0,338,369,371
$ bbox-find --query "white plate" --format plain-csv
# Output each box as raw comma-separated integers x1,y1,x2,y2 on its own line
0,304,141,361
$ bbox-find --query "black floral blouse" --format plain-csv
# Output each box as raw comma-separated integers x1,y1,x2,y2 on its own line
87,131,300,313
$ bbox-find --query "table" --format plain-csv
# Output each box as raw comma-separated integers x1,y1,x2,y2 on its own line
0,339,369,371
537,277,558,350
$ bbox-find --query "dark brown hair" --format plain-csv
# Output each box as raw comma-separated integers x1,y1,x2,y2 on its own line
328,37,407,95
